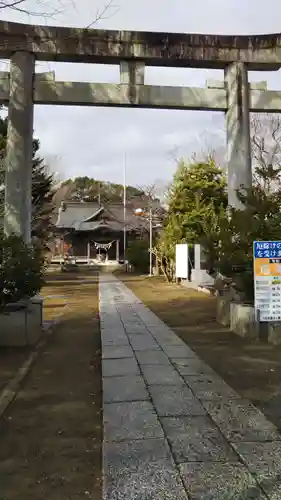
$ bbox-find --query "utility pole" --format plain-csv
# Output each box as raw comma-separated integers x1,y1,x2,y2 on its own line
149,207,153,277
123,153,127,266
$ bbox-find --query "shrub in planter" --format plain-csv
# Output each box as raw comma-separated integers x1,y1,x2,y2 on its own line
0,235,45,312
216,183,281,303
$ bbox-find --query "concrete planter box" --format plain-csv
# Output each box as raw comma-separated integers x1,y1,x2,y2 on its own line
0,296,43,347
216,296,231,327
230,302,258,340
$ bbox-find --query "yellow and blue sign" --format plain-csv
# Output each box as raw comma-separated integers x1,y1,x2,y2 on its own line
254,241,281,322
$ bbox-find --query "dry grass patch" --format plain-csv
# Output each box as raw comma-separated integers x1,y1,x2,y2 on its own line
0,271,102,500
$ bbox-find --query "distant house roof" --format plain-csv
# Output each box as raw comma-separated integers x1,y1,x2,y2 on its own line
55,201,152,233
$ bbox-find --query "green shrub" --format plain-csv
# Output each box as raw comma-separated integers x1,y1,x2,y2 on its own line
215,184,281,302
0,235,45,311
127,238,149,272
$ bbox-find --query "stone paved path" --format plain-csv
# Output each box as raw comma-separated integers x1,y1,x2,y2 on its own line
100,274,281,500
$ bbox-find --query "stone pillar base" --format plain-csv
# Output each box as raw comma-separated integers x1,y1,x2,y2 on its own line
0,296,43,346
216,296,231,327
230,302,258,340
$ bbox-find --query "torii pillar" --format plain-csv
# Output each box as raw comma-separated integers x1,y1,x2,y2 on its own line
225,62,252,209
4,51,35,243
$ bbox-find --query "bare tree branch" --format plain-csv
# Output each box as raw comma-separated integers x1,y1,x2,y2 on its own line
251,113,281,192
0,0,25,9
0,0,68,17
0,0,118,25
166,113,281,197
85,0,119,28
135,182,167,230
167,146,182,165
167,133,226,171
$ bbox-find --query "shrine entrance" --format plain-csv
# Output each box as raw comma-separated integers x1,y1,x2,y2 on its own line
93,240,119,264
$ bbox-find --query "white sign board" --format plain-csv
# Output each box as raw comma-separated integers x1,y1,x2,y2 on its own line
176,244,189,279
254,241,281,322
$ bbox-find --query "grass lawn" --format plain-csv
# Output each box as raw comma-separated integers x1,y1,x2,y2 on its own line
119,273,281,431
0,270,102,500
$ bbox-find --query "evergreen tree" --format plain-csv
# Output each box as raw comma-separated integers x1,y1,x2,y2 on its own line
155,158,227,279
167,158,227,243
31,140,54,246
218,183,281,300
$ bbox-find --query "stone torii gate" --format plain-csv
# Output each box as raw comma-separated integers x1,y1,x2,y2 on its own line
1,21,281,243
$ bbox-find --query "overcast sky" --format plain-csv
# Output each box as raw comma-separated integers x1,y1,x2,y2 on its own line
1,0,281,186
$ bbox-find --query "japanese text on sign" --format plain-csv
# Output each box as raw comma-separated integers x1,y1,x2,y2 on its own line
254,241,281,258
254,241,281,322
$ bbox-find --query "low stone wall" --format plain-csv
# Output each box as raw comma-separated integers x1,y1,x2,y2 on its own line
216,297,258,340
267,323,281,345
216,297,281,344
230,302,258,340
0,296,43,347
216,296,231,327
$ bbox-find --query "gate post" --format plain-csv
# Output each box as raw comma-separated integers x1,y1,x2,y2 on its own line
120,61,145,105
4,51,35,243
87,241,91,263
116,239,119,262
225,62,252,209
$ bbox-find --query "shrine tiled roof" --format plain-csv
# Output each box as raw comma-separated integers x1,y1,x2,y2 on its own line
55,201,155,232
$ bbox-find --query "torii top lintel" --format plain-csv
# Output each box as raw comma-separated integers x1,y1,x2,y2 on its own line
1,20,281,70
